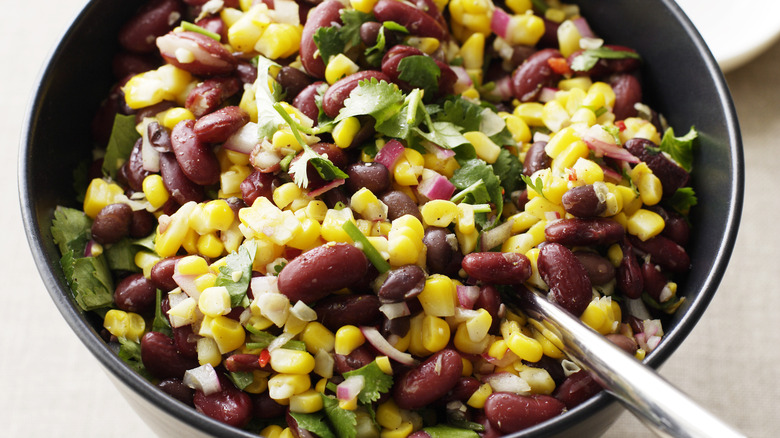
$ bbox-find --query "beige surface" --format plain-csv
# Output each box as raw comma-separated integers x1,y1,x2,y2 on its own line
2,0,777,436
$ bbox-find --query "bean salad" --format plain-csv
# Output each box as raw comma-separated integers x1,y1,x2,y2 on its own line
50,0,699,435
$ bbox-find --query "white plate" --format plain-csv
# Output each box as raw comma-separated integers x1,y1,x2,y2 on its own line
675,0,780,72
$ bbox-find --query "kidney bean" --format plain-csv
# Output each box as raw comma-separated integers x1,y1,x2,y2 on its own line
172,324,198,359
511,49,564,102
193,377,253,428
251,392,287,419
322,70,392,118
377,265,426,303
624,138,690,198
277,243,368,303
91,203,133,244
475,285,502,333
224,353,272,373
523,141,551,176
236,60,258,84
134,101,175,125
605,333,638,354
320,186,351,209
617,239,643,299
193,106,250,143
610,73,642,120
292,81,326,123
380,190,422,221
157,31,237,76
112,51,159,79
381,314,411,338
423,227,462,277
314,294,382,331
147,121,172,153
129,209,156,238
123,138,152,192
539,18,560,48
345,161,390,195
574,251,615,286
119,0,182,53
171,119,221,186
240,170,278,207
394,349,463,410
195,15,228,43
537,243,593,316
484,393,566,433
553,370,602,409
442,377,481,403
562,184,607,217
545,218,625,247
349,117,377,148
114,273,157,314
648,205,690,246
629,235,691,274
334,344,377,374
277,66,313,101
642,260,668,301
150,255,184,291
380,45,455,96
527,355,566,385
372,0,447,40
158,378,195,406
186,76,242,117
300,1,344,78
159,152,205,204
141,331,199,379
462,252,532,285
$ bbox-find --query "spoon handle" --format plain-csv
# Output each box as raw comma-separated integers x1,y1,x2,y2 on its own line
513,287,746,438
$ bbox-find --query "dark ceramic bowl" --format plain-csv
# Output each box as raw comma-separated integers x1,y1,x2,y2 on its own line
19,0,743,436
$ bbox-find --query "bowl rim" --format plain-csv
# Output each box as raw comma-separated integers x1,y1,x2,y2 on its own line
18,0,743,436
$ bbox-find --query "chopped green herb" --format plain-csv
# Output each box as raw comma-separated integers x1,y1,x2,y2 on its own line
397,55,441,96
423,425,481,438
152,289,172,336
229,371,255,390
61,251,115,311
659,126,697,172
334,78,405,125
255,57,286,140
118,337,151,379
215,239,257,307
322,394,358,438
451,159,503,225
51,206,92,256
313,26,345,67
289,411,337,438
602,124,622,145
492,148,523,196
521,174,547,200
102,113,140,179
104,238,142,273
342,360,394,404
665,187,698,215
342,221,391,273
181,21,221,41
570,47,641,72
339,10,373,48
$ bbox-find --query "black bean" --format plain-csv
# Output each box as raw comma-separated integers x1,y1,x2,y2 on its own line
92,203,133,244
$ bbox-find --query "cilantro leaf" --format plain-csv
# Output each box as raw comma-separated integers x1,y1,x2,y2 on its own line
152,289,172,336
364,21,408,66
60,251,115,311
521,174,547,200
602,124,622,145
665,187,698,215
322,394,357,438
451,159,503,224
340,10,373,48
436,97,483,132
104,238,142,273
255,56,286,140
215,239,257,307
228,371,255,390
342,361,393,404
102,113,140,179
289,412,337,438
570,47,641,72
492,149,523,195
117,337,151,379
397,55,441,96
659,126,697,172
375,88,425,140
414,121,470,150
51,206,92,256
334,78,405,125
313,26,345,67
423,425,481,438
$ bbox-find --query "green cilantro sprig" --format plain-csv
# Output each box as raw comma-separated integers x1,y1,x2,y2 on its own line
570,47,641,72
521,174,547,200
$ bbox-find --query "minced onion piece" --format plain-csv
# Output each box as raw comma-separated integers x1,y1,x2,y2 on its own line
183,364,221,396
484,372,531,395
373,139,405,170
538,87,559,103
173,271,200,299
290,300,318,322
267,332,296,352
490,8,512,40
272,0,300,25
572,16,596,39
480,218,515,251
561,359,581,376
337,375,365,402
307,179,346,198
314,349,334,379
140,118,161,172
456,285,480,309
223,122,259,154
482,349,519,368
360,326,418,366
379,301,411,320
625,297,652,320
450,65,473,94
417,171,456,201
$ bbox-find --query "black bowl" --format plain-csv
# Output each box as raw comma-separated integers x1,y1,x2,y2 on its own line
19,0,743,436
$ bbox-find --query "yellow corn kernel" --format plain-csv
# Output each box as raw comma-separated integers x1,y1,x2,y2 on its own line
504,114,532,144
197,337,222,367
460,13,491,36
517,364,555,395
351,188,387,221
507,211,540,234
261,425,284,438
203,200,235,231
198,286,231,318
505,0,531,13
459,32,485,70
83,179,124,218
418,275,457,317
177,254,209,276
221,164,252,197
350,0,378,13
552,140,589,174
466,383,493,409
272,129,301,151
228,5,269,52
524,196,565,221
135,251,160,279
167,294,197,327
607,243,623,267
587,82,616,109
161,107,195,130
381,422,414,438
524,247,546,289
377,400,403,429
289,389,324,414
464,131,501,164
334,325,365,355
531,326,564,359
196,233,224,259
304,200,328,222
571,158,604,185
388,233,421,267
542,99,570,133
393,148,425,186
376,356,393,375
301,322,335,354
274,182,304,209
286,217,322,251
559,77,592,92
455,227,479,255
514,102,545,126
333,116,361,149
103,309,145,342
461,85,480,100
210,315,246,353
255,23,302,59
407,36,440,55
544,127,579,160
421,199,459,228
122,71,167,109
194,272,217,293
325,53,360,84
507,13,545,46
488,339,509,360
270,348,316,374
506,331,544,362
407,312,432,357
570,107,597,126
268,373,311,400
422,315,451,353
393,215,425,240
220,7,244,27
461,357,474,377
627,208,665,241
238,85,258,123
615,185,641,217
142,175,170,209
633,169,663,206
453,322,490,354
320,208,356,243
465,308,492,342
243,370,270,394
456,203,476,235
557,19,582,57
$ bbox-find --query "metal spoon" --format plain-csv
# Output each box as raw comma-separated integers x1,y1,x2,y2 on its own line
507,286,746,438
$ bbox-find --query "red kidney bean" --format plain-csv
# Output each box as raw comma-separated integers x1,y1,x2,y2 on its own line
277,66,313,101
511,49,564,102
393,349,463,410
277,243,369,303
91,203,133,244
624,138,691,198
186,76,242,117
475,284,502,333
377,265,426,303
372,0,447,40
528,355,566,385
629,235,691,274
300,1,345,78
617,239,643,299
172,324,198,359
112,51,159,79
193,377,253,428
115,273,157,314
442,377,481,403
484,393,566,433
539,18,560,48
562,184,607,217
322,70,392,118
423,227,462,277
642,260,667,301
123,138,152,192
129,209,156,238
171,119,221,185
545,218,625,247
195,15,228,43
158,378,195,406
141,331,199,379
523,141,551,176
320,186,351,209
119,0,182,53
610,73,642,120
380,190,422,221
236,60,258,84
251,392,287,419
240,170,278,207
147,121,173,153
314,294,382,331
334,344,376,374
150,256,184,292
462,252,532,285
224,354,272,373
553,370,602,409
537,243,593,316
193,106,250,143
292,81,326,123
345,161,390,195
648,205,690,246
574,251,615,286
159,152,205,204
157,31,237,76
286,411,316,438
606,333,638,354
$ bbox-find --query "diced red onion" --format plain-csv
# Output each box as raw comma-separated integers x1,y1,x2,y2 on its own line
482,349,519,368
379,302,411,320
337,375,365,402
457,285,480,310
582,135,640,163
360,326,418,366
538,87,559,103
173,272,201,299
488,75,514,102
572,17,596,39
600,164,624,184
374,139,405,170
423,141,456,160
480,218,515,252
450,66,473,94
642,319,663,338
183,364,221,396
625,297,651,320
417,172,456,200
490,8,512,40
307,178,345,198
484,372,531,395
223,122,259,154
544,211,561,222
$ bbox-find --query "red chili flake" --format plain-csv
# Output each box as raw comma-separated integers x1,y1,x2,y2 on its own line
258,349,271,367
616,120,627,131
547,57,572,75
568,169,578,181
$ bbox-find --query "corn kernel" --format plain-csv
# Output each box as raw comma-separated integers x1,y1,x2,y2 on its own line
571,158,604,184
551,140,589,173
514,102,545,126
505,0,531,13
268,373,311,400
142,175,170,209
103,310,145,342
350,0,378,13
465,308,492,342
333,116,361,149
274,182,304,209
466,382,493,409
334,325,365,355
517,364,556,394
320,208,356,243
197,337,222,366
176,254,209,276
422,315,451,353
304,200,328,222
135,251,160,279
325,53,360,84
381,422,414,438
289,389,324,414
464,131,501,163
407,312,432,357
453,322,490,354
377,400,403,429
393,215,424,239
162,107,195,130
286,217,322,251
210,315,246,353
393,148,424,186
196,233,223,259
255,23,302,59
557,19,582,57
376,356,393,375
270,348,316,374
198,286,231,318
420,199,459,227
524,196,565,221
388,233,421,267
459,32,485,70
506,331,544,362
83,179,125,218
504,114,532,144
418,275,457,317
507,13,545,46
627,208,665,241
